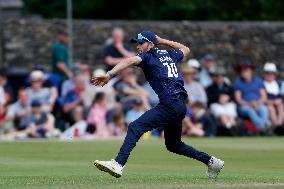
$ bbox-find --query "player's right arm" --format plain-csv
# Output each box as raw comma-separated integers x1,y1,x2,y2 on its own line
156,35,190,58
91,56,141,87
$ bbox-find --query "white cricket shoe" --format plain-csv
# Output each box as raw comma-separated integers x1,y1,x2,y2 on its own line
207,156,224,179
94,159,123,178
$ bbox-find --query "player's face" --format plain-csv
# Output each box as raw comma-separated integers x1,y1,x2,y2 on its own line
136,42,154,53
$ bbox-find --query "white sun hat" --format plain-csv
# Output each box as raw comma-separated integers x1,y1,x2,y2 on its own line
263,62,277,73
93,68,106,77
187,59,200,69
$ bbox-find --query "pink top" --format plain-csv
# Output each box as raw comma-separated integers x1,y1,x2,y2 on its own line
87,103,107,127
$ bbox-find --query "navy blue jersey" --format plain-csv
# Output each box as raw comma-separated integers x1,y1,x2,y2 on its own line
137,48,188,102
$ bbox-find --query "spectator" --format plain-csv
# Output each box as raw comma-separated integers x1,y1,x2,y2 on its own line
143,81,159,107
191,101,217,136
182,99,205,137
104,27,135,71
87,92,110,138
60,75,86,125
23,100,56,138
4,89,29,129
199,54,217,88
51,28,72,82
125,98,145,125
182,63,207,106
61,65,86,97
2,89,30,140
279,64,284,97
206,67,237,131
80,63,91,82
0,67,14,105
109,111,126,137
114,68,150,110
0,86,5,120
186,59,201,80
60,106,87,140
234,60,269,130
263,63,284,126
26,70,57,112
84,68,116,110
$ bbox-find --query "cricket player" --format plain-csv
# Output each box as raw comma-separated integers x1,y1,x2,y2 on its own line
91,31,224,179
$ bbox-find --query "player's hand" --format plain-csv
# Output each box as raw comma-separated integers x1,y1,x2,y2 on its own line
91,74,111,87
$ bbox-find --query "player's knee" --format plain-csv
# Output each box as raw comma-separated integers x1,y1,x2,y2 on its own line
127,122,143,136
165,141,180,153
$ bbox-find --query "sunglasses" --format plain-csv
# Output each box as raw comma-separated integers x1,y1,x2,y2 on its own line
137,33,153,44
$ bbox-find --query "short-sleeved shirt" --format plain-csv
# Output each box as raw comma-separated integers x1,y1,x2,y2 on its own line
104,43,132,71
137,49,187,103
233,76,264,102
51,42,70,81
26,88,53,105
59,90,83,111
6,101,29,117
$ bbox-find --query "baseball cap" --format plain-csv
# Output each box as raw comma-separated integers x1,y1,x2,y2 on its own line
131,31,158,45
263,62,277,73
204,54,216,62
31,100,42,107
209,66,226,75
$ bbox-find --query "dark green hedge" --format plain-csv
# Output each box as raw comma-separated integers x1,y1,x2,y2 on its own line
23,0,284,20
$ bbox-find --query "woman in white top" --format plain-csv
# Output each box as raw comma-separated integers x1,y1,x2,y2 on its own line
263,63,284,126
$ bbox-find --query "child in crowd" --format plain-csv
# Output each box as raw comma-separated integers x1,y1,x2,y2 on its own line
87,92,110,138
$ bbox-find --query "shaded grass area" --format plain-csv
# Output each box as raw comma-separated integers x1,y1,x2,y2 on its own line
0,138,284,189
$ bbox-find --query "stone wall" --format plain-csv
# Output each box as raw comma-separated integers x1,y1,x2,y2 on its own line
2,19,284,73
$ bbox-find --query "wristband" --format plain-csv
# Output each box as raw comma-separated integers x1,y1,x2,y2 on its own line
107,71,115,78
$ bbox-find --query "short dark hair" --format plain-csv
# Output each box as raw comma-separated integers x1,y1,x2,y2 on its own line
56,27,67,36
0,67,8,77
191,101,205,109
93,92,105,104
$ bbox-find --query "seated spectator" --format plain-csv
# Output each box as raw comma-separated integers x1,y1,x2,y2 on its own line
61,64,83,97
186,59,201,81
60,106,87,140
104,27,135,71
234,60,269,130
263,63,284,127
4,89,30,132
109,111,126,137
0,86,5,121
206,67,237,130
0,67,14,105
114,68,150,110
22,100,56,138
26,70,57,112
191,101,217,136
182,64,207,106
199,54,217,88
182,99,205,137
279,64,284,98
60,75,86,126
87,92,110,138
80,63,91,82
3,99,56,140
125,98,145,125
84,68,116,110
143,81,159,107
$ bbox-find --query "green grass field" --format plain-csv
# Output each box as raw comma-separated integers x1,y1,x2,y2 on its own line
0,138,284,189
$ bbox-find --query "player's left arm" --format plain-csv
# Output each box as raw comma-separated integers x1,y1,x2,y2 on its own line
91,56,141,86
156,35,190,59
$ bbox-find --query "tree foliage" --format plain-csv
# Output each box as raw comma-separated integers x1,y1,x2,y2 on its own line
22,0,284,20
